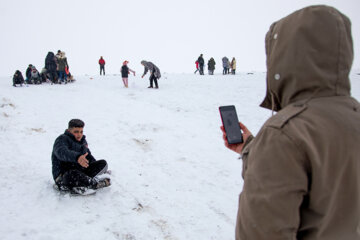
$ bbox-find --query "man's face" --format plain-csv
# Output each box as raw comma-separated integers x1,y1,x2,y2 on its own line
68,127,84,142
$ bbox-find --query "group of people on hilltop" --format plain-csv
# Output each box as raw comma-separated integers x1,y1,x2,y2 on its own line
194,54,236,75
12,50,74,87
98,56,161,89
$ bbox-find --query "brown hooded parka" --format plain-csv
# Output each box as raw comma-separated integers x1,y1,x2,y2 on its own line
237,5,360,240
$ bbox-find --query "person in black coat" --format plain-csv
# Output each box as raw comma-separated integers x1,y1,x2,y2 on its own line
25,64,32,84
12,70,24,87
45,52,58,83
51,119,111,191
198,54,205,75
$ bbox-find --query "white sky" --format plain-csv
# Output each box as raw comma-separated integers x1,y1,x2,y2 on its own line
1,0,359,76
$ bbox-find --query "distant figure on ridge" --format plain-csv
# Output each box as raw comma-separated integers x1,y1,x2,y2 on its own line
208,57,216,75
194,60,199,74
57,51,69,84
121,60,135,88
45,52,58,83
222,56,229,75
141,60,161,89
197,54,205,75
12,70,24,87
99,56,105,75
231,57,236,75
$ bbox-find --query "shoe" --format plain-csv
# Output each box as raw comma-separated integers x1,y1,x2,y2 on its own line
95,178,111,189
148,86,153,88
155,86,159,89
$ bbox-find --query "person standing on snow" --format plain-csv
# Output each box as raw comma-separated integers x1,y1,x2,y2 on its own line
222,56,229,75
99,56,105,75
52,119,111,194
221,5,360,239
57,51,69,84
121,60,135,88
207,57,216,75
45,52,58,83
141,60,161,89
230,57,236,75
197,54,205,75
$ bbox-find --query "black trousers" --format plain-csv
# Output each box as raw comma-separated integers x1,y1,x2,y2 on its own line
100,65,105,75
199,65,204,75
149,73,159,88
56,160,108,189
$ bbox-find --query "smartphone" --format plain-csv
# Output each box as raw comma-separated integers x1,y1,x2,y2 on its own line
219,105,243,144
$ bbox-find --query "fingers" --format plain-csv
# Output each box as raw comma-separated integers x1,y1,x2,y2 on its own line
239,122,251,135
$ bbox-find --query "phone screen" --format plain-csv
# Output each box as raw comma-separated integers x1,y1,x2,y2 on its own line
219,105,243,144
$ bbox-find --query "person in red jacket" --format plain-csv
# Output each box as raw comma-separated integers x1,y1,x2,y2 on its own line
194,60,199,74
99,56,105,75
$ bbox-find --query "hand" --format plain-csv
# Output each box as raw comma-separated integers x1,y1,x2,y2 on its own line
141,75,144,78
78,152,89,168
220,122,252,154
134,72,136,76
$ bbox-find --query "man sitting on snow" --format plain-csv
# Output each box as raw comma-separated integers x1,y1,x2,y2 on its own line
51,119,111,193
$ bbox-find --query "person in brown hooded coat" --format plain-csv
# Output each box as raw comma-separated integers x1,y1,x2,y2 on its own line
221,5,360,240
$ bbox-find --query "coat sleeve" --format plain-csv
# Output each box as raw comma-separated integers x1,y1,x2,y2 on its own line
53,136,81,163
143,66,148,76
236,127,308,239
86,148,96,164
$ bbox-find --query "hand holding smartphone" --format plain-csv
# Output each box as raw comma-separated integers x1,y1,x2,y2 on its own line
219,105,243,144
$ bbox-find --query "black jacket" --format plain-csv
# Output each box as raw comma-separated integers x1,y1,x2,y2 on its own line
13,70,24,84
26,67,32,79
198,56,204,66
45,52,57,72
51,130,96,180
208,58,216,70
121,65,129,78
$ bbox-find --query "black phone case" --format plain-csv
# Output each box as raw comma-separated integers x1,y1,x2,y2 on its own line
219,105,243,144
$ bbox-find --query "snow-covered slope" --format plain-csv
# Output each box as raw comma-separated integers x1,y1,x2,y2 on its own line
0,72,359,240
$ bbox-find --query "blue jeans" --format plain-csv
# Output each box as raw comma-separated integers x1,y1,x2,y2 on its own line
58,71,67,82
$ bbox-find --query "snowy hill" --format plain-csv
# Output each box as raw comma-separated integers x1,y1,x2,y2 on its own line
0,72,359,240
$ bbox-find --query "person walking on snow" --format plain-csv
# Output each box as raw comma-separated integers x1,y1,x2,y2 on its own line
197,54,205,75
221,5,360,239
121,60,135,88
99,56,105,75
141,60,161,89
194,60,199,74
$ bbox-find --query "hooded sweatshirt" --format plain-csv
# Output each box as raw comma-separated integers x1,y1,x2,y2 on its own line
236,5,360,240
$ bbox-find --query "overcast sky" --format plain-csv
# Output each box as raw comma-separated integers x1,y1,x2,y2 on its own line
1,0,359,76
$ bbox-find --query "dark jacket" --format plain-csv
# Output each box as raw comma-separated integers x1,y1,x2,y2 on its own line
207,58,216,70
236,5,360,240
121,65,129,78
198,55,204,66
222,57,229,67
51,130,96,180
141,60,161,79
45,52,57,72
26,67,32,79
13,70,24,85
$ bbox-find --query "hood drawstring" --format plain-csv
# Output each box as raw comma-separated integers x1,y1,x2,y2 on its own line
271,92,275,116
